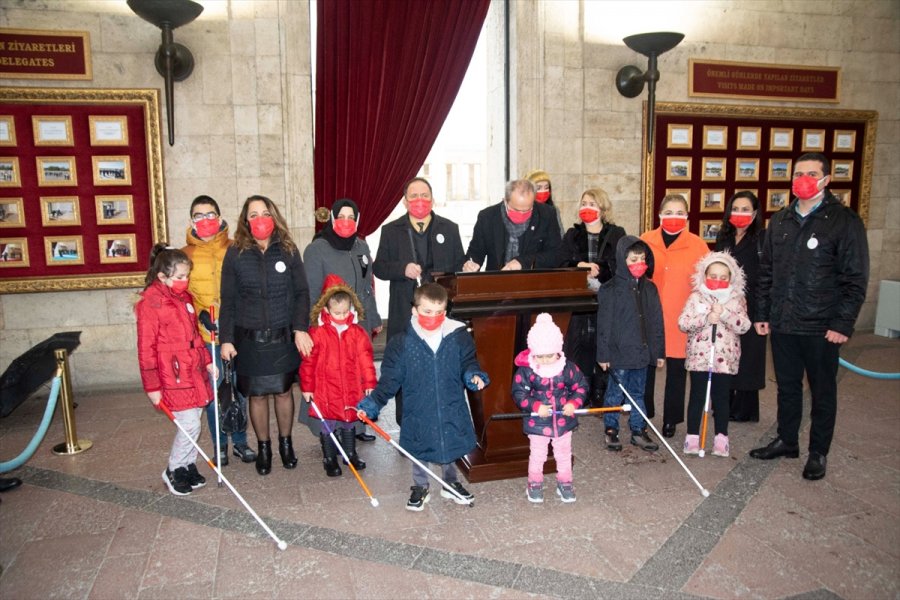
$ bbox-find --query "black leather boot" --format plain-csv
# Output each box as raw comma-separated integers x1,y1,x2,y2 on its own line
278,435,298,469
320,434,342,477
340,427,366,470
256,440,272,476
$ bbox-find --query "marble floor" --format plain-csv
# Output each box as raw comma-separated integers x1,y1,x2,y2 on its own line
0,333,898,599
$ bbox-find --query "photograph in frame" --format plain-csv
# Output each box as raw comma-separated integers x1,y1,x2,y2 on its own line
768,158,792,181
767,189,790,211
32,115,73,146
40,196,81,227
701,157,726,181
92,156,131,186
833,130,856,153
95,195,135,225
667,157,691,180
831,189,852,207
737,126,761,150
45,235,84,266
770,128,794,151
832,159,854,181
702,125,727,150
700,220,721,243
735,158,760,181
89,115,129,146
99,233,137,264
36,156,77,186
664,189,691,210
0,116,16,146
802,128,826,152
667,124,693,149
0,238,29,267
0,198,24,228
700,189,725,213
0,157,21,187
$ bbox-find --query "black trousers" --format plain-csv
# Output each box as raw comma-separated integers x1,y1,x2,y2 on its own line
644,358,687,425
771,332,840,455
686,371,731,436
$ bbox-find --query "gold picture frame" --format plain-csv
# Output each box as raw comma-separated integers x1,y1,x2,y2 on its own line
0,116,16,146
699,220,721,243
832,189,852,207
833,130,856,153
44,235,85,266
766,189,790,211
667,124,693,149
701,157,726,181
702,125,727,150
768,158,792,181
666,157,691,180
0,198,25,228
735,158,760,181
92,155,132,186
0,238,29,267
700,189,726,213
664,189,691,210
737,126,761,150
40,196,81,227
98,233,137,264
801,128,826,152
36,156,77,186
95,195,135,225
832,159,854,181
769,128,794,151
89,115,129,146
32,115,73,146
0,157,21,187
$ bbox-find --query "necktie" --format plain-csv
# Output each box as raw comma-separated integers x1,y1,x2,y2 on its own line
417,222,425,233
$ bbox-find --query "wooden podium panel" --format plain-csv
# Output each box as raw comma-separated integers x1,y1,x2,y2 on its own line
435,269,596,482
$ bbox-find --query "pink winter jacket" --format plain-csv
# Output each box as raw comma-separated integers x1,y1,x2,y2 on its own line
677,252,751,374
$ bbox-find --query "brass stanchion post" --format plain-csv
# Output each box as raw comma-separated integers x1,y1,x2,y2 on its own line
52,348,92,455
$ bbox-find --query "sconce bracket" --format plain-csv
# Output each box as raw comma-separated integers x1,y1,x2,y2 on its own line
153,42,195,82
615,65,646,98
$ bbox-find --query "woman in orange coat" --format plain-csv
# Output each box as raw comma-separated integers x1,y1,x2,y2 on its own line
640,194,709,438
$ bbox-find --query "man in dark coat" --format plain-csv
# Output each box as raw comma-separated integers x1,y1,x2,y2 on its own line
462,179,562,272
750,152,869,481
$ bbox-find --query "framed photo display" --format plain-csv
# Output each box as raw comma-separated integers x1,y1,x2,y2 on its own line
642,102,876,243
0,87,167,293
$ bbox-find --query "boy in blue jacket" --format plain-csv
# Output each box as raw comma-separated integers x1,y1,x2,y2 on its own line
358,283,489,511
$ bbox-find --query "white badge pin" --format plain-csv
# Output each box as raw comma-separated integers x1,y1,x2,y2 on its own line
275,260,287,273
186,303,195,314
436,233,445,244
807,235,818,250
362,255,369,265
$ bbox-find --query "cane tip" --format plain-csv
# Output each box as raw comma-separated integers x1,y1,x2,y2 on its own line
698,450,706,458
701,489,710,498
277,540,287,551
370,498,380,507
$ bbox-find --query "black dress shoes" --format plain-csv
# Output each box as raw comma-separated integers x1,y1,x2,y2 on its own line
802,452,827,480
0,477,22,493
662,423,676,438
356,432,376,442
749,437,800,460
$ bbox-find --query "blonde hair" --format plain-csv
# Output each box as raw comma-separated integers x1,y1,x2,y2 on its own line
582,188,614,224
660,193,689,213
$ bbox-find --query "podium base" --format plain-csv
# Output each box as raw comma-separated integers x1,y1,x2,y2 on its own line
457,445,559,483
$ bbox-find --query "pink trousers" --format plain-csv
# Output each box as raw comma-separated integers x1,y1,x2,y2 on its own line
527,431,572,484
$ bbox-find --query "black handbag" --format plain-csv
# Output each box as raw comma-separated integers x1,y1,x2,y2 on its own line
218,360,248,434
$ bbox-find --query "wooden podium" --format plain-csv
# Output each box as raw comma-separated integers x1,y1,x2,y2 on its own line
435,269,596,482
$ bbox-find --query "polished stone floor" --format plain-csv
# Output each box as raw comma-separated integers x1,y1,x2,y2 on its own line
0,333,898,599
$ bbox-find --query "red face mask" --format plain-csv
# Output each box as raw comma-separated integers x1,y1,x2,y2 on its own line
333,219,357,238
728,213,753,229
170,279,189,294
417,313,445,331
579,207,600,224
506,205,533,225
705,278,729,290
408,199,432,220
249,216,275,240
535,190,551,203
792,175,823,201
627,262,648,279
660,215,687,235
194,217,219,238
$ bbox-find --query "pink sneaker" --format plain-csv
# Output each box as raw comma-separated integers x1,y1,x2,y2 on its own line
684,434,700,455
712,434,730,457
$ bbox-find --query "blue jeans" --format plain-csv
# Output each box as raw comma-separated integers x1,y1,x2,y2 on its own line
603,367,648,432
206,351,248,448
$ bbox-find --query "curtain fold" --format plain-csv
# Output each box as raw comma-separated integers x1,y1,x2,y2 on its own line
315,0,490,237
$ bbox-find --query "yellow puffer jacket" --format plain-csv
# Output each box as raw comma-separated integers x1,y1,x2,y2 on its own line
182,223,231,343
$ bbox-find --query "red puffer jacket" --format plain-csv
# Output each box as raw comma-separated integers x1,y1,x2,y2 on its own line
136,280,213,411
300,318,377,422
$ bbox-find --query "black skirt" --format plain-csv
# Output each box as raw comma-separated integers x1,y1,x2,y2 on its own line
233,328,300,396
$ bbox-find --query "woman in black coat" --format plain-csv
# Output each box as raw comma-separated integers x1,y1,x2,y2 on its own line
715,191,765,421
559,188,625,406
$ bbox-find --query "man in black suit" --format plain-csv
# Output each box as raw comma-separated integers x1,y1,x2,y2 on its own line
462,179,562,272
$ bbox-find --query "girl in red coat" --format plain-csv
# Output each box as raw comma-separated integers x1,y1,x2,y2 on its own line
136,244,215,496
300,275,377,477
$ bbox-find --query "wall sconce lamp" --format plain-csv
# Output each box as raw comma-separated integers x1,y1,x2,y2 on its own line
615,32,684,154
127,0,204,146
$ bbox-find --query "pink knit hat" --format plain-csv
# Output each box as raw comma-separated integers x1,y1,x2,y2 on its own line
527,313,563,355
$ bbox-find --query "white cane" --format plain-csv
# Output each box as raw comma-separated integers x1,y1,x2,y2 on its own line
209,306,222,486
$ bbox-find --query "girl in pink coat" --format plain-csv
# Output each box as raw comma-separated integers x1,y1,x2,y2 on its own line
678,251,750,457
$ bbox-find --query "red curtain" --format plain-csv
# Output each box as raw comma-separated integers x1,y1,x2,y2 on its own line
314,0,490,237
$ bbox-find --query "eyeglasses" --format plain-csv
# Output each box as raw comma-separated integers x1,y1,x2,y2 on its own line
191,211,218,222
